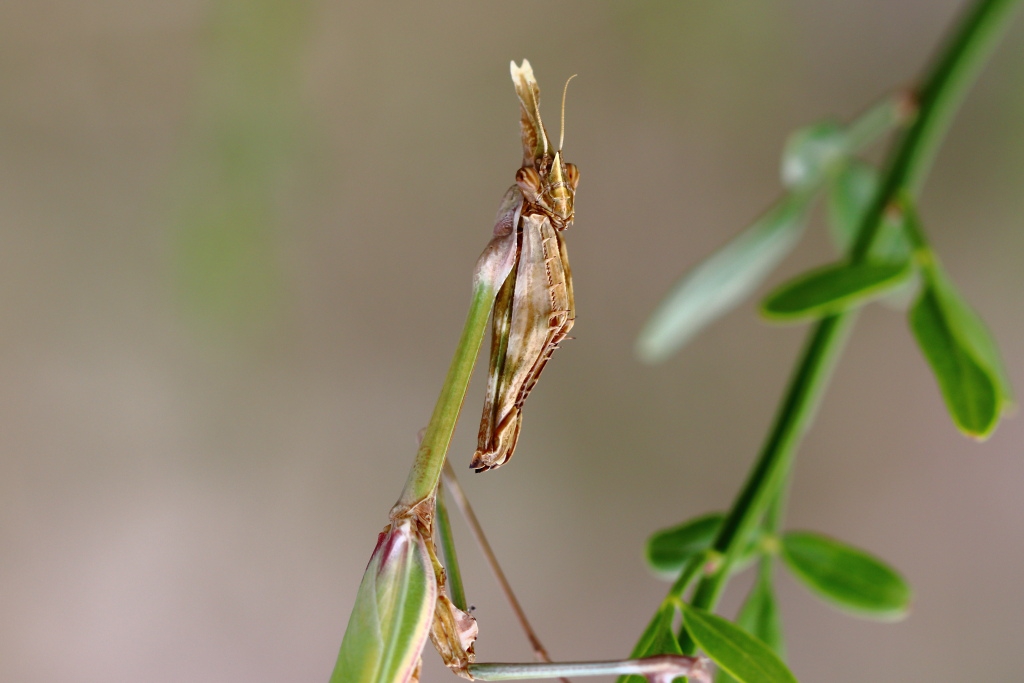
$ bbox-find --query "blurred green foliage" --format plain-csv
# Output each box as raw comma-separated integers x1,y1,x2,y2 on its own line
171,0,310,339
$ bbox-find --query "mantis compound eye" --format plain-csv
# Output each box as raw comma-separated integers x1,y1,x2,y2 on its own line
564,162,579,190
515,166,543,203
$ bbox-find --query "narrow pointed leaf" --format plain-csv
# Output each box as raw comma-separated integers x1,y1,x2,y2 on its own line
646,513,724,577
780,531,911,621
872,213,913,263
637,192,813,363
842,91,909,150
827,160,879,252
717,573,785,683
781,121,847,190
646,514,761,580
899,197,1011,435
910,285,1000,438
790,93,904,193
681,604,797,683
618,605,683,683
734,574,785,657
927,267,1014,408
637,97,904,363
826,160,917,314
762,260,912,321
332,520,436,683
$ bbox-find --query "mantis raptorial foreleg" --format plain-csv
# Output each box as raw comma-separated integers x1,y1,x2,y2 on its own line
437,482,710,683
436,463,715,683
439,461,569,683
469,656,711,683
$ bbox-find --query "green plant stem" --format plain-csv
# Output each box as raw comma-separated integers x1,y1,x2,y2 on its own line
435,487,468,611
667,550,716,602
851,0,1021,259
685,314,854,620
391,280,498,516
764,472,788,538
679,0,1020,638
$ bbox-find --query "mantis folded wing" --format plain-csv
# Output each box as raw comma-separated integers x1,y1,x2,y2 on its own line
472,210,574,471
471,60,579,472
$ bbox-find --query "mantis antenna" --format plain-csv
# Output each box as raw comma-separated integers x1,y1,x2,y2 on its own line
559,74,577,151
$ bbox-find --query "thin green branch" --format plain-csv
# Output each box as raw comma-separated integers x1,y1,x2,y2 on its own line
850,0,1021,259
678,0,1020,637
390,282,496,515
685,314,854,618
435,487,468,611
390,229,517,516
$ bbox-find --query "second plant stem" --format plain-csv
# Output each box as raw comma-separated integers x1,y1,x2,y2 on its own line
682,0,1021,633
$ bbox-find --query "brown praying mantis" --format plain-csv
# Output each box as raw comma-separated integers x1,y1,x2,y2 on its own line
330,60,711,683
471,60,578,473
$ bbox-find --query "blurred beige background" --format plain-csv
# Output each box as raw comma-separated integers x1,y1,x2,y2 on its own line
1,1,1022,681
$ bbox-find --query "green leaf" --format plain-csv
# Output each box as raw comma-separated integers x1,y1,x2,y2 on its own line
618,605,684,683
646,513,724,577
636,192,813,363
873,211,913,263
928,267,1014,408
781,121,847,190
824,162,918,311
761,260,913,321
332,520,437,683
898,197,1012,436
780,531,911,621
637,99,906,364
681,604,798,683
646,514,761,580
827,160,878,252
790,94,904,193
909,284,1001,438
717,572,785,683
735,574,785,657
842,92,908,150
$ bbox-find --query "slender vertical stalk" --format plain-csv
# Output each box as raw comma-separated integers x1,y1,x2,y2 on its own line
683,0,1021,626
390,229,517,517
435,487,468,611
390,282,496,516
